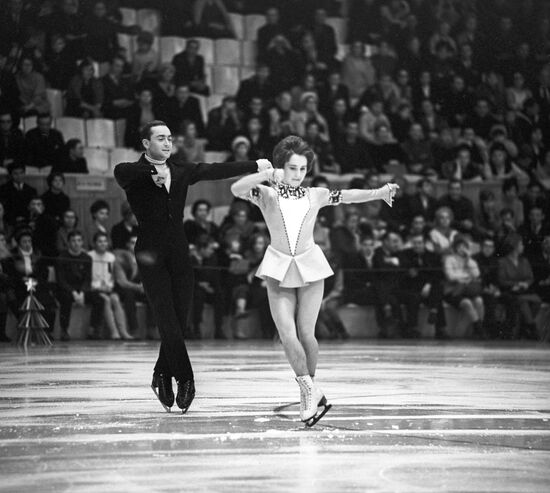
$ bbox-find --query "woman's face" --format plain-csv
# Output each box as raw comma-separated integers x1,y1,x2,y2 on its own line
491,149,506,165
304,97,317,112
162,65,175,81
139,90,152,105
21,59,33,75
185,123,197,138
63,211,76,228
95,208,109,224
437,211,451,228
253,236,266,253
19,236,32,252
283,153,308,186
235,143,249,158
82,64,94,79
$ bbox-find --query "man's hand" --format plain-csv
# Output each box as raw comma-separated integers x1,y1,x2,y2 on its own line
152,169,167,187
256,159,273,172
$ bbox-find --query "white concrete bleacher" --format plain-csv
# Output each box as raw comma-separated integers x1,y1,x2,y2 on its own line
229,12,245,40
136,8,162,35
214,38,241,66
159,36,187,64
244,14,264,41
211,65,240,95
46,88,64,118
83,147,110,174
54,117,87,144
326,16,347,45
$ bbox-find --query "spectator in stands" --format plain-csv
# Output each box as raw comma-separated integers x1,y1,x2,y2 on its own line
441,145,483,182
56,209,78,253
340,41,376,101
226,135,251,163
418,99,448,141
304,120,336,174
484,143,528,182
43,34,77,91
506,72,532,113
66,59,104,118
358,99,392,144
15,56,49,117
347,0,382,44
88,231,132,340
297,92,329,140
86,200,110,249
268,91,302,140
443,235,485,338
56,230,102,342
153,63,176,117
367,123,406,172
114,234,149,337
428,206,458,255
0,110,26,172
172,39,210,96
519,127,546,170
497,233,540,339
244,116,271,160
220,201,255,248
399,232,443,336
0,203,13,244
102,55,134,119
168,85,204,137
83,1,120,69
0,52,21,119
437,179,476,236
296,31,331,82
475,190,500,239
243,96,270,131
184,199,220,246
334,120,373,174
264,34,300,93
318,70,350,117
111,201,138,251
132,31,159,84
534,235,550,302
257,7,284,61
429,20,457,56
41,172,70,223
401,123,435,175
125,88,161,150
174,120,206,163
405,178,438,225
326,97,350,143
0,163,36,227
371,40,399,79
26,197,58,260
24,113,65,172
3,229,57,339
501,177,525,229
44,0,87,61
455,43,481,91
193,0,236,39
476,71,507,117
206,95,242,151
519,205,550,265
236,63,276,113
516,98,542,144
535,149,550,190
342,232,377,303
466,98,500,142
54,138,88,174
372,230,405,337
311,8,337,63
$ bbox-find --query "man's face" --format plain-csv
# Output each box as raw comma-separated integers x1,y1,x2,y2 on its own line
438,211,451,228
0,114,13,134
187,41,199,56
410,124,423,141
63,211,76,228
346,122,359,139
176,86,190,102
360,239,375,257
449,183,462,200
94,208,109,223
266,8,279,25
51,176,64,191
19,235,32,252
29,199,44,215
94,236,109,254
257,65,269,80
195,204,209,221
385,233,400,253
476,100,489,116
481,240,495,257
411,216,425,233
69,235,83,253
233,210,248,226
37,116,52,133
530,208,544,225
411,235,425,254
11,168,25,183
250,98,263,114
314,9,326,24
144,125,172,160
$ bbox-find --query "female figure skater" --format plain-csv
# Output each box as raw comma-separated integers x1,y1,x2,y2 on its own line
231,136,398,426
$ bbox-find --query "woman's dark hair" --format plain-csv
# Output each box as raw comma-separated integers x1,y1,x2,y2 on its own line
78,58,94,73
47,172,65,188
67,230,83,241
140,120,169,141
90,199,110,217
272,135,316,172
192,199,212,215
502,232,522,255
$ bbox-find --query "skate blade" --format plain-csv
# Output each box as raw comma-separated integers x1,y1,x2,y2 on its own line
305,404,332,428
151,384,172,413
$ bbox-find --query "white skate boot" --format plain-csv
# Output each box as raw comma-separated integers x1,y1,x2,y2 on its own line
312,378,332,426
296,375,331,427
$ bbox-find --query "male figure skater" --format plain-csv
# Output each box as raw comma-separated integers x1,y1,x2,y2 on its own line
114,120,272,413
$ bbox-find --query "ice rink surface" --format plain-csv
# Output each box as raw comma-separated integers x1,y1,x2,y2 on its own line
1,340,549,492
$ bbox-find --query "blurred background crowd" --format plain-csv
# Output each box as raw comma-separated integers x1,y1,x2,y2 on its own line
1,0,550,343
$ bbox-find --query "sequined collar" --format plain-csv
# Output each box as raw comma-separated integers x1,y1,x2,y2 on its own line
276,183,306,199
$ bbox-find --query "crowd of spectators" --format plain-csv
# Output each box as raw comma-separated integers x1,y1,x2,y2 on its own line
1,0,550,342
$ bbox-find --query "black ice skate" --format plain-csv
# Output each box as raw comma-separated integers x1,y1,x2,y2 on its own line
151,373,174,412
176,379,195,414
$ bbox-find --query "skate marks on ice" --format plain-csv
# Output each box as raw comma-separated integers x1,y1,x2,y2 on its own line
1,341,550,492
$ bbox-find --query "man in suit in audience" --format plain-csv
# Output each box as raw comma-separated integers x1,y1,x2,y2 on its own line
24,113,65,172
111,201,139,250
114,119,271,414
172,39,210,96
0,163,37,227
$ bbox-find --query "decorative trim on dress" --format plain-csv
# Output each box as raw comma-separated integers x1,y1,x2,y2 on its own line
276,183,306,199
328,189,342,205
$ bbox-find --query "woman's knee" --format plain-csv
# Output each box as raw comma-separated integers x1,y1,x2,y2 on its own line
459,298,474,310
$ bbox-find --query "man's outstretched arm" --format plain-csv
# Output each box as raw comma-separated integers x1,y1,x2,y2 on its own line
189,159,272,184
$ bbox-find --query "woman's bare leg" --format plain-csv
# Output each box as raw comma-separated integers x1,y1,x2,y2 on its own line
266,278,308,376
296,280,324,377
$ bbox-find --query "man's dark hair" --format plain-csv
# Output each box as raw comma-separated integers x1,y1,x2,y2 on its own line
192,199,212,216
47,172,65,188
272,135,316,172
66,138,82,152
36,112,52,121
8,162,25,174
90,199,110,217
67,230,83,241
140,120,169,141
93,231,108,243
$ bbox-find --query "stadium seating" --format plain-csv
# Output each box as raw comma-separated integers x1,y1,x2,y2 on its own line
241,40,257,67
110,147,142,169
214,38,241,65
160,36,187,64
22,116,37,133
83,147,110,174
204,151,230,163
117,33,135,62
195,37,215,65
119,7,137,26
212,65,240,95
244,14,264,41
86,118,116,148
240,66,255,81
46,89,64,118
205,93,225,113
54,117,87,144
229,12,245,40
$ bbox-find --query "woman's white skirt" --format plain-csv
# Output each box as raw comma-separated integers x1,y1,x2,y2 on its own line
256,244,334,288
